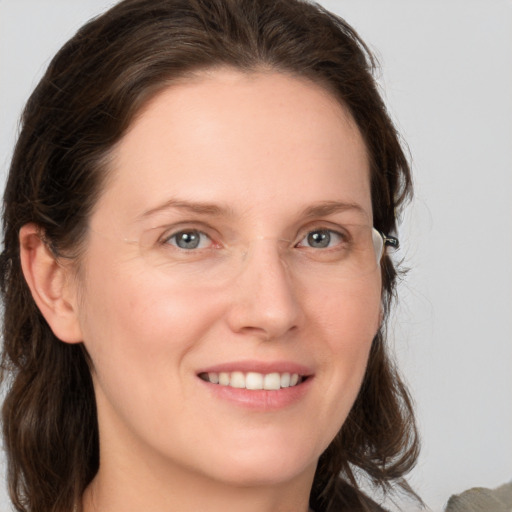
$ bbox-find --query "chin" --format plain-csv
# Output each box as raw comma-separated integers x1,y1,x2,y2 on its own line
206,454,317,488
190,431,323,487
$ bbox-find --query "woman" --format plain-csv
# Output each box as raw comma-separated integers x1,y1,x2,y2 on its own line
0,1,419,511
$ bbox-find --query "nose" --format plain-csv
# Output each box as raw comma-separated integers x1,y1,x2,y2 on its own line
225,239,303,341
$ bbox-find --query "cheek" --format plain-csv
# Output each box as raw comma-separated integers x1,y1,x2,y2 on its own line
304,277,381,431
80,272,223,363
76,246,227,397
77,264,231,441
334,283,381,374
309,274,382,345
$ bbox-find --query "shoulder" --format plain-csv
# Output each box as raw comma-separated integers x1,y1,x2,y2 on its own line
444,481,512,512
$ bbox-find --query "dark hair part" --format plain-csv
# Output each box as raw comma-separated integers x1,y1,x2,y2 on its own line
0,1,418,511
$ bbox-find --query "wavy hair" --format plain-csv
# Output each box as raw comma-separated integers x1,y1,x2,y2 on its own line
0,1,418,511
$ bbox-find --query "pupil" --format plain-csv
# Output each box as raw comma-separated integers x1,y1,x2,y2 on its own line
308,230,330,248
177,231,200,249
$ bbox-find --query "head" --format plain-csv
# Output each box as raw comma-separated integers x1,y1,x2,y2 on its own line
1,1,418,512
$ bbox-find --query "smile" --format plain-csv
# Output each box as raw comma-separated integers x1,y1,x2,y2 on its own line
199,371,305,390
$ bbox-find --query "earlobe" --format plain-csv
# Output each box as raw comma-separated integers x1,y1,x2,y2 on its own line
19,223,83,344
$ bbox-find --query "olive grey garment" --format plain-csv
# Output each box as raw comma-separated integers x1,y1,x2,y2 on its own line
444,481,512,512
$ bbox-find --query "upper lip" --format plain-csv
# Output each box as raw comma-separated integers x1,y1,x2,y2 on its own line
196,360,313,376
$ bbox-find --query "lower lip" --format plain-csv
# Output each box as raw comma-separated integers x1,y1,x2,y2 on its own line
198,377,313,411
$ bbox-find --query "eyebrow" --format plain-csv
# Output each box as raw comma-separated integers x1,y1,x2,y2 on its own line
300,200,369,220
138,198,369,222
138,198,234,220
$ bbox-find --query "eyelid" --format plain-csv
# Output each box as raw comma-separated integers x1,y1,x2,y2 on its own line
164,230,212,249
294,222,350,245
157,222,221,248
295,231,344,250
149,220,354,248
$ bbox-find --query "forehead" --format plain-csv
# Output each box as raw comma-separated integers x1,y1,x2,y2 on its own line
94,69,372,228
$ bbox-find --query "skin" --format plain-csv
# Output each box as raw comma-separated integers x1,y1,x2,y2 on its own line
20,69,382,512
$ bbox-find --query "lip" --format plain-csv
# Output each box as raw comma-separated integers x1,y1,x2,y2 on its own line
196,360,313,376
196,360,314,411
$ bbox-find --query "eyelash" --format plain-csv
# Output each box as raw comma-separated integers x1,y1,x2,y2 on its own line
160,226,349,251
163,230,215,250
296,228,347,250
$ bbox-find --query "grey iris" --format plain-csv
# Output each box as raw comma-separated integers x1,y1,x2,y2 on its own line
307,230,330,248
176,231,201,249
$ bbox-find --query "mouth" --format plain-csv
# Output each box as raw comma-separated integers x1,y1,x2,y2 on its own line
198,371,307,390
196,363,313,410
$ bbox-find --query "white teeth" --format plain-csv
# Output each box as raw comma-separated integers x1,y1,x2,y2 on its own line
202,371,303,390
280,372,291,388
246,372,263,390
230,371,245,388
263,373,281,390
219,372,230,386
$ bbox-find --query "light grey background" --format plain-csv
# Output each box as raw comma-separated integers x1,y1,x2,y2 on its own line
1,1,511,511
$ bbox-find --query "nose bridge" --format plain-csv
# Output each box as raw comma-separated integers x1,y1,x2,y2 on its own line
227,237,301,338
238,236,291,277
239,236,287,262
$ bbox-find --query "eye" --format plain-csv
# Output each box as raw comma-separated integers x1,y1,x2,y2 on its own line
164,230,213,250
296,229,344,249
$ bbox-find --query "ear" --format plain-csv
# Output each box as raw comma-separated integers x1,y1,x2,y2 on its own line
19,223,83,343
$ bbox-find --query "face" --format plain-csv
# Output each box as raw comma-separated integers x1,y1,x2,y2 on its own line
73,69,382,487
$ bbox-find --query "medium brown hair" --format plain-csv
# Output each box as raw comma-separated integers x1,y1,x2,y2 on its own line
0,1,418,511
